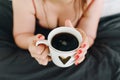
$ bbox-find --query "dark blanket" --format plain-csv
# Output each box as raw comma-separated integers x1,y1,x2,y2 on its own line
0,0,120,80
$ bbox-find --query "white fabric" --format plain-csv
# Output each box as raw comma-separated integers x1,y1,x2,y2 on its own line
101,0,120,17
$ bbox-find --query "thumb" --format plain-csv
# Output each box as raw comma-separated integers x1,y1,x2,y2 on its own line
36,34,45,41
65,19,73,27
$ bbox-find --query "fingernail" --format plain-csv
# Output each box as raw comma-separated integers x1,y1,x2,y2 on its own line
81,44,86,48
38,35,43,39
75,55,79,60
78,49,82,54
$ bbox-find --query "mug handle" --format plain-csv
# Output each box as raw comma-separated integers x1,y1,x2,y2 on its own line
36,40,51,56
36,40,49,46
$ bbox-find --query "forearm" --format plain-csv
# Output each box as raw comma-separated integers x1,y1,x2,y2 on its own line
76,27,94,47
78,17,98,47
77,17,99,47
77,0,104,46
84,0,104,18
14,33,34,49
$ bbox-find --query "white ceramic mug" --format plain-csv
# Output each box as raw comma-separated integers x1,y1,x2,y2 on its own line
36,27,83,67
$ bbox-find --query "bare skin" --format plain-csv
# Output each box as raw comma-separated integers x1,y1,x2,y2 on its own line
12,0,104,66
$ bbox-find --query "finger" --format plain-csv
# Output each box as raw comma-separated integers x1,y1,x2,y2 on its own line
30,50,45,59
77,29,89,49
36,47,51,65
74,48,87,60
29,44,46,58
35,58,42,64
65,19,73,27
40,46,49,59
29,43,45,54
80,42,89,50
35,34,45,41
31,52,45,59
36,44,46,54
35,58,47,66
48,56,52,62
74,49,87,65
35,57,49,66
38,56,51,65
75,56,85,65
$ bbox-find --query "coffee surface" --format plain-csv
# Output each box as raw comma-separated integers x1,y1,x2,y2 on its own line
51,33,79,51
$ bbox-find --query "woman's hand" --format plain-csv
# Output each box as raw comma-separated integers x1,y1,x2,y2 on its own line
28,34,51,66
74,29,89,65
65,20,89,65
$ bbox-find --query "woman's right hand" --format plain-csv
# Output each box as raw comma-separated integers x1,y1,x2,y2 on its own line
28,34,51,66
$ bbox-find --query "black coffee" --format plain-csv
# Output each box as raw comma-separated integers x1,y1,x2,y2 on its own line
51,33,79,51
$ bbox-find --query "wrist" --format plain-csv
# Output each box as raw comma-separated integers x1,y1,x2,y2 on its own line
87,34,95,47
75,28,95,47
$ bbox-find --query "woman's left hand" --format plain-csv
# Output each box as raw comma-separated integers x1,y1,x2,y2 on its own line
74,30,89,65
65,19,89,65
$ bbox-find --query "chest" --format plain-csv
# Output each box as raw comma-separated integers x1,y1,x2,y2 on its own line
34,0,82,29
